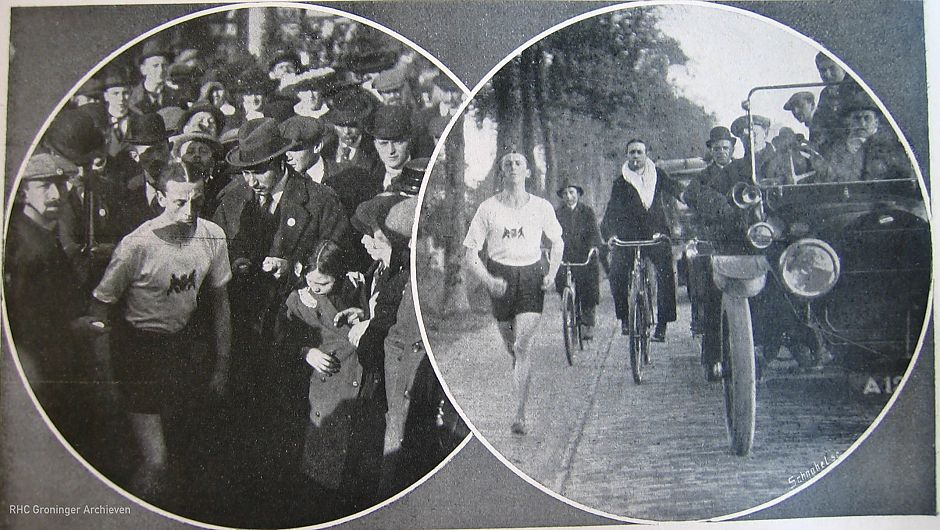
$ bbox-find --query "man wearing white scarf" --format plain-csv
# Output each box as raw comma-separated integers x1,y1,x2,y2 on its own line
601,139,679,342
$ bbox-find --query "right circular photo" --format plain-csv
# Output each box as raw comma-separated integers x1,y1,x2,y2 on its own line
415,2,931,522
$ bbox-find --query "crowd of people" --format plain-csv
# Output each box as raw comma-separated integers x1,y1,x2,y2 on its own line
5,30,467,526
465,51,915,435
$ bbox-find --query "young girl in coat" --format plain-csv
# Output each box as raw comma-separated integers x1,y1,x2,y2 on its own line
276,239,367,493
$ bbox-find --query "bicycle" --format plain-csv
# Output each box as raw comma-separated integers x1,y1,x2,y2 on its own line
559,247,598,366
608,234,669,384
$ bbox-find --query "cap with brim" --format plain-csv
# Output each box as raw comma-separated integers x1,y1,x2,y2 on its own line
23,153,79,181
324,90,375,127
279,116,325,149
125,113,171,146
730,115,770,138
783,91,815,111
283,72,335,96
44,109,105,165
556,178,585,198
352,192,406,235
384,196,417,238
841,91,880,114
171,132,223,156
139,40,173,64
706,126,736,148
180,102,226,134
340,51,397,75
389,157,428,196
225,118,297,168
365,105,414,141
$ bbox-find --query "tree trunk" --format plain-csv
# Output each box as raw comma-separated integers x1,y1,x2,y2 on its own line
442,115,471,315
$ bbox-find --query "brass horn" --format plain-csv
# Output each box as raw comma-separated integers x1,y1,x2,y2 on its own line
731,181,762,209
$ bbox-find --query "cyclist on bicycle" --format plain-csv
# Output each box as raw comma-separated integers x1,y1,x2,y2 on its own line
464,152,564,436
601,138,679,342
554,177,604,341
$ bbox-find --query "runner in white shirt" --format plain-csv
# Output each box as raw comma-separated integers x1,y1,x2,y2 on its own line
463,152,564,435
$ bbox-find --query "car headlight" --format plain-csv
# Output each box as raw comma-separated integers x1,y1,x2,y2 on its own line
778,239,840,299
746,222,775,249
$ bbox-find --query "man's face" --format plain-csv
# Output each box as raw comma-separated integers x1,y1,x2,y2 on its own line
180,140,215,167
159,180,204,226
710,140,734,166
791,100,815,124
285,145,321,173
140,56,168,84
816,59,845,84
242,93,264,113
335,124,362,145
270,61,297,81
847,110,879,140
374,138,410,169
626,142,647,171
362,228,392,264
21,179,66,221
561,187,579,208
210,88,227,108
241,160,283,195
183,112,218,137
103,86,130,117
500,153,530,186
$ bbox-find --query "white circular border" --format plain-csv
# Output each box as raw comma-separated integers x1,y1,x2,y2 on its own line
412,0,935,524
0,3,473,529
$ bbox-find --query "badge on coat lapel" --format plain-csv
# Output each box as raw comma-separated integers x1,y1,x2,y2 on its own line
287,217,296,227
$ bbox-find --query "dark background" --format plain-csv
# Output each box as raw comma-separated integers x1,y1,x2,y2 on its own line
1,2,933,528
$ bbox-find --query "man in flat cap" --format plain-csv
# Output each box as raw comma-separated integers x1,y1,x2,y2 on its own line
372,66,414,108
784,91,819,143
285,74,332,119
728,114,775,185
321,89,379,177
5,153,108,462
279,115,327,184
130,40,182,114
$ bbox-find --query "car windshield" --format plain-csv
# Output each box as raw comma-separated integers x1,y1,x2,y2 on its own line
745,83,917,188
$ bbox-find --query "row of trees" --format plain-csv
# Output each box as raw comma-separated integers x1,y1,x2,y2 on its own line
420,7,716,323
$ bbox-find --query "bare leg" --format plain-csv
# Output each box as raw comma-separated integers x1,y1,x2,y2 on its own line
128,412,168,497
509,312,542,433
496,321,516,364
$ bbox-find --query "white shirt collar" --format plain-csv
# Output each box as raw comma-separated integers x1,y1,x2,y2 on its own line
267,170,289,214
306,158,325,184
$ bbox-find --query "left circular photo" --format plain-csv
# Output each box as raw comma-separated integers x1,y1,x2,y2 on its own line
2,4,469,528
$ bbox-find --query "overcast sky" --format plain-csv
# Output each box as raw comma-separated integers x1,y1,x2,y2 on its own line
463,3,837,185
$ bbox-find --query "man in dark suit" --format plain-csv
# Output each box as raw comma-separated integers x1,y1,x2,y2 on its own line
129,40,182,114
554,178,604,341
113,112,172,237
601,139,679,342
321,89,378,178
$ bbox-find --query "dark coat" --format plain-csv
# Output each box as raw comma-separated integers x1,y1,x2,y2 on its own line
128,81,184,115
212,168,350,267
321,133,379,178
681,162,746,241
554,201,602,309
600,166,678,241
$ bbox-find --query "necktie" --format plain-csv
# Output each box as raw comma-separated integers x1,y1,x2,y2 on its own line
257,192,271,213
112,119,124,142
340,145,351,162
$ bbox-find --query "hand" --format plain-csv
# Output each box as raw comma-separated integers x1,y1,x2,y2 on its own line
262,257,290,279
334,307,365,327
305,347,341,374
541,273,554,291
233,257,253,275
348,319,370,348
69,316,110,336
209,363,229,396
487,275,507,297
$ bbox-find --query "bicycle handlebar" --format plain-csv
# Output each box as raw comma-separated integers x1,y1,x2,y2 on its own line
608,234,670,248
561,247,598,267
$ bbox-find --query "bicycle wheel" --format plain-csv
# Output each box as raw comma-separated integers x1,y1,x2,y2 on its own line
629,291,643,384
721,294,757,456
576,297,586,350
642,279,654,366
561,287,577,366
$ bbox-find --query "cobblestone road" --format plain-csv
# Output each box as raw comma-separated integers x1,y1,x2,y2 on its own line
429,284,891,521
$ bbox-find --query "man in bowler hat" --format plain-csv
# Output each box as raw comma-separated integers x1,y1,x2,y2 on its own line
129,40,182,114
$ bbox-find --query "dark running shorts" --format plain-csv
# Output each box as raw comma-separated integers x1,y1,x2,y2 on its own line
112,321,211,414
486,260,545,322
